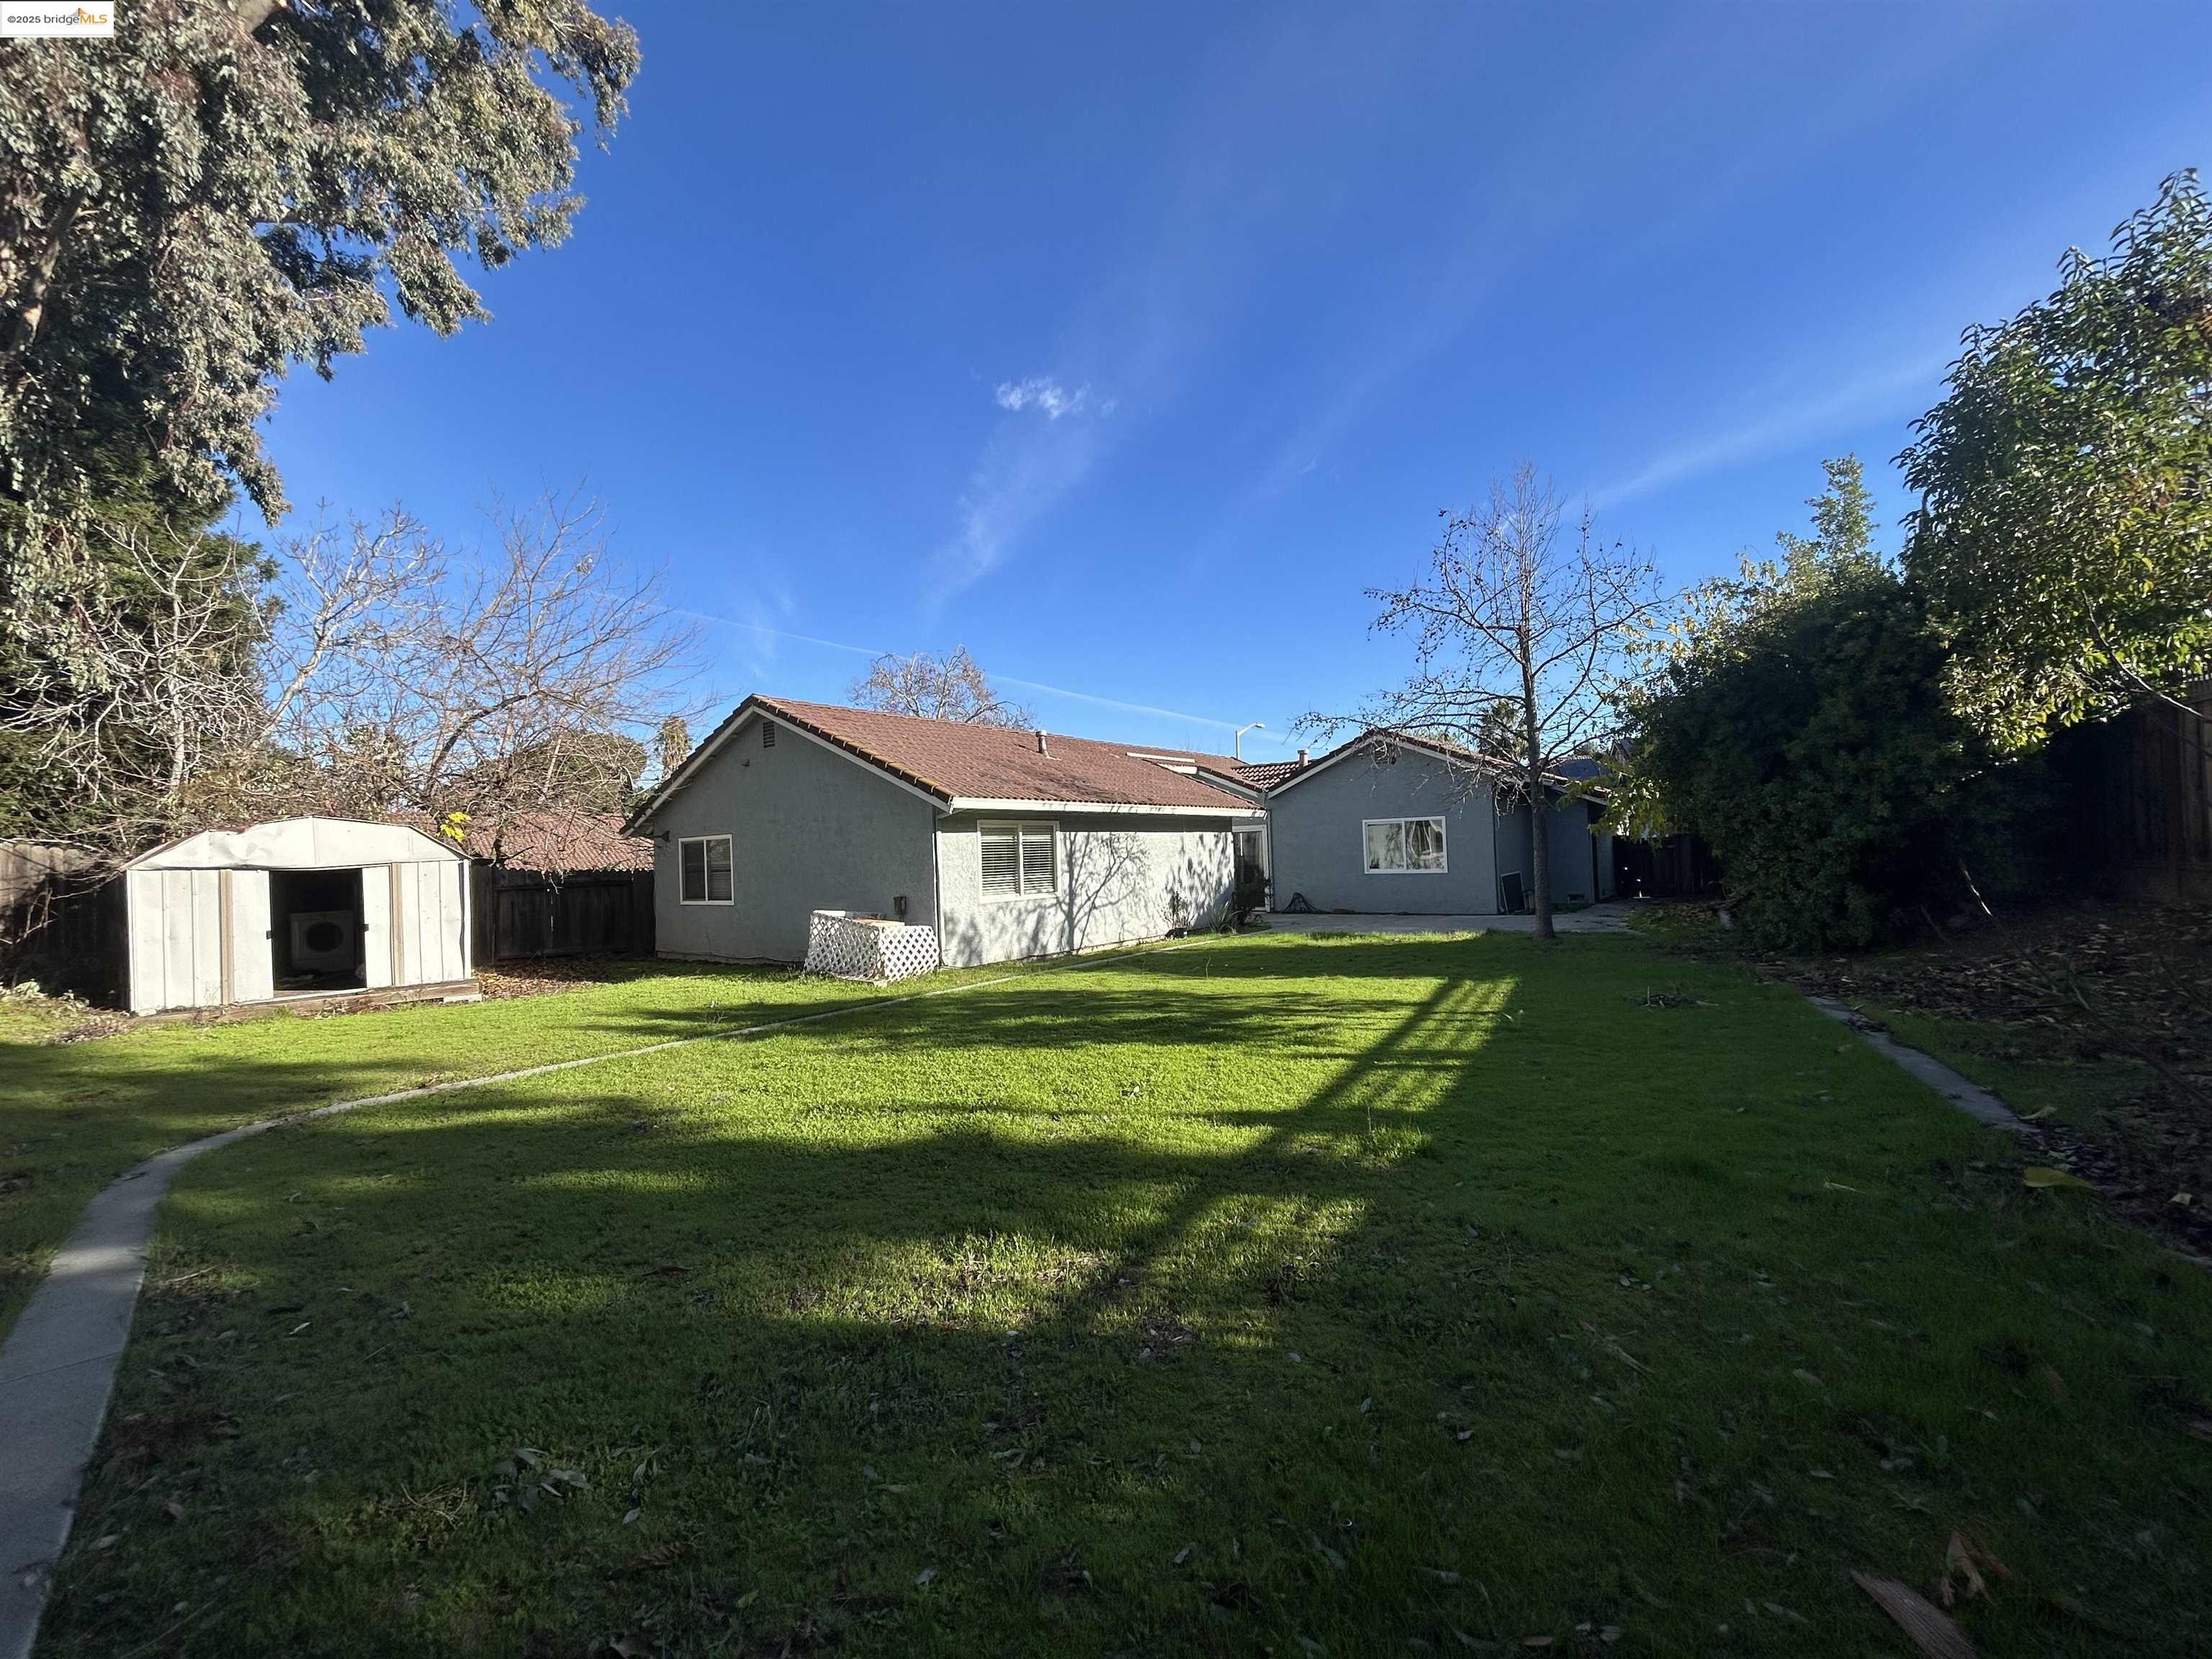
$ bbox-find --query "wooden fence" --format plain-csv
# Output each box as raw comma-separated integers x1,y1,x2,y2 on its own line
0,841,114,994
469,866,655,962
2055,683,2212,905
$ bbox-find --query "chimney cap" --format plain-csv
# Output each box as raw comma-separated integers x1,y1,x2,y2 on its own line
1035,729,1049,755
1297,747,1309,764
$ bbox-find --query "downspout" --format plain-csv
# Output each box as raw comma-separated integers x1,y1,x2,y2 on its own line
930,808,945,967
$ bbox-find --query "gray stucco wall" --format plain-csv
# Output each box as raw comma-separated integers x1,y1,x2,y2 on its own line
1498,796,1612,907
1267,750,1501,914
642,715,939,962
935,813,1234,968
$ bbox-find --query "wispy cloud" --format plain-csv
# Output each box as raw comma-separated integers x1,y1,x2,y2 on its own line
665,611,1285,745
924,13,1426,609
993,377,1110,421
930,415,1109,604
1587,349,1952,511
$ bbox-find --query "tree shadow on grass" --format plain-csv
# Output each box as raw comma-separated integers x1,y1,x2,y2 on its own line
42,973,1589,1658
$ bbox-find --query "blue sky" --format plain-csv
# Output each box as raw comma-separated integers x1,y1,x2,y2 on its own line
259,1,2212,762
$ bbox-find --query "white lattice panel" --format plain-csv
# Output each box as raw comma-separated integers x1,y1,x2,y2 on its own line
805,910,941,982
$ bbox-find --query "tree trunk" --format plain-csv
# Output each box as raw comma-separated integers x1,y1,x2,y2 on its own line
1521,660,1554,942
1529,775,1554,940
0,196,81,372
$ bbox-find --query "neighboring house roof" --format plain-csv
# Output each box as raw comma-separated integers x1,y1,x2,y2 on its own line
1233,759,1307,790
628,695,1254,827
1254,729,1609,802
1262,729,1514,799
391,809,654,873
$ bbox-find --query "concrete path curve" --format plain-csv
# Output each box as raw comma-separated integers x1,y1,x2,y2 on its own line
0,947,1187,1659
1806,994,2027,1133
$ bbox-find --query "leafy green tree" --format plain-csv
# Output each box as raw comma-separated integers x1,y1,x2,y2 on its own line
1614,459,2038,950
1775,455,1879,578
0,0,639,521
1900,171,2212,750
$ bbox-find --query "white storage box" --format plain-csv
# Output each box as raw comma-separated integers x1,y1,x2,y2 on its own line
805,909,941,981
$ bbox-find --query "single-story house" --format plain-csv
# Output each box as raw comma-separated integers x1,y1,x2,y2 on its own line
624,696,1252,968
1262,731,1613,914
55,817,477,1015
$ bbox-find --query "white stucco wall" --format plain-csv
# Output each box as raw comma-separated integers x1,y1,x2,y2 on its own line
934,812,1235,968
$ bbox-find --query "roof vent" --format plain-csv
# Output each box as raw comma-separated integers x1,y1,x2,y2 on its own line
1297,747,1308,764
1035,729,1050,756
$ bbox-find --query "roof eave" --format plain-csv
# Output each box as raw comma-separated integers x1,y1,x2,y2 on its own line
946,796,1251,819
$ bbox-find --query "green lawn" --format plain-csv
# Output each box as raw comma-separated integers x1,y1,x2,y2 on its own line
0,961,1022,1333
30,934,2212,1656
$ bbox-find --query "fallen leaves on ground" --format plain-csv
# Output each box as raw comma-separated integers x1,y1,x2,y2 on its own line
1853,1571,1977,1658
1744,902,2212,1256
1942,1532,2012,1606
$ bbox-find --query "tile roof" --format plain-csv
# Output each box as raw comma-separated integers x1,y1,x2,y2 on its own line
752,698,1254,810
1233,759,1307,789
1263,728,1604,797
394,809,654,873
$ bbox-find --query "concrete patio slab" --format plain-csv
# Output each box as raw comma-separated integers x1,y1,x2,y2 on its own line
1261,899,1639,937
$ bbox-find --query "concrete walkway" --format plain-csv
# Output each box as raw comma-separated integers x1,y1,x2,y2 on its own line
0,943,1200,1659
1807,995,2028,1133
1264,898,1639,936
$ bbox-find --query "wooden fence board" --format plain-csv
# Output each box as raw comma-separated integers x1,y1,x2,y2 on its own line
468,866,655,961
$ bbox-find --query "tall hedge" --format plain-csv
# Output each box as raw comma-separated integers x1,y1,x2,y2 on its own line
1614,461,2046,950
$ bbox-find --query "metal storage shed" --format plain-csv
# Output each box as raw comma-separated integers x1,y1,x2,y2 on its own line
121,817,474,1015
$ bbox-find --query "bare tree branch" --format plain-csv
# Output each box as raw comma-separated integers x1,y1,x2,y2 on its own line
850,644,1035,729
1303,464,1659,939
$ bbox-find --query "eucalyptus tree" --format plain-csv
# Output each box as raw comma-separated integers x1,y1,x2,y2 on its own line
0,0,640,521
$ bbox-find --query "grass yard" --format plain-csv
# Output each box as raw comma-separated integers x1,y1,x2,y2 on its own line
0,961,1025,1334
29,932,2212,1657
1628,901,2212,1261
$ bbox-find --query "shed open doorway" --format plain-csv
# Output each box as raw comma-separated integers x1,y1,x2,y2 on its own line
269,867,367,994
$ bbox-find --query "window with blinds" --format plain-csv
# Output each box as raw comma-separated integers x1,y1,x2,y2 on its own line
980,822,1056,898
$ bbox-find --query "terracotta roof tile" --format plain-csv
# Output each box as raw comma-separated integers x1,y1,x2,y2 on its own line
752,698,1253,811
394,809,653,873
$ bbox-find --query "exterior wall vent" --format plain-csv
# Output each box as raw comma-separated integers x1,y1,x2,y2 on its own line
762,722,776,749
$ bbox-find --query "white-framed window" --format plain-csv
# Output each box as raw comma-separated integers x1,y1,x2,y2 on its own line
678,834,734,904
1362,816,1447,873
979,821,1058,899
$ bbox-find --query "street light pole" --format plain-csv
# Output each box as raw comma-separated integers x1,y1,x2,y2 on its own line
1234,721,1266,760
